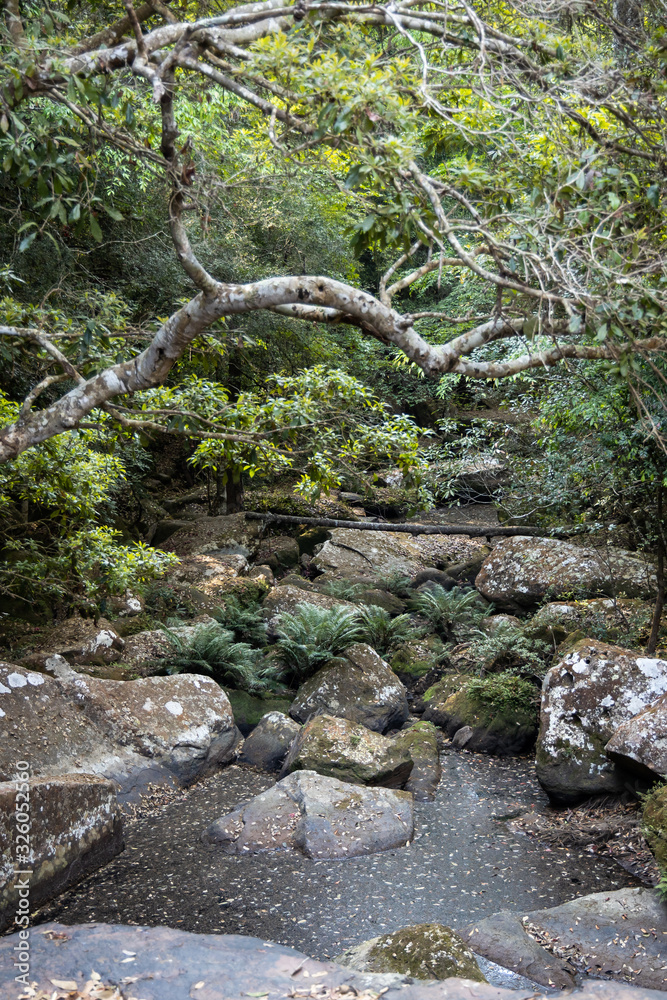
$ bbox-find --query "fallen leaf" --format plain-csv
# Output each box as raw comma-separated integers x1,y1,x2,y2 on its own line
193,983,205,990
50,980,78,991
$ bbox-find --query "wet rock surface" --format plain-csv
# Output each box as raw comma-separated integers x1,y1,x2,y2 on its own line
290,643,409,733
536,640,667,802
475,538,656,610
0,775,123,933
4,923,665,1000
202,770,414,858
281,714,414,788
464,909,577,990
36,755,642,961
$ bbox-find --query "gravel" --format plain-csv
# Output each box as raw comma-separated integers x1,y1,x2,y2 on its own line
35,750,643,959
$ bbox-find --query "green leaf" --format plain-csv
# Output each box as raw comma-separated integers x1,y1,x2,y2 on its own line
89,214,103,242
18,232,37,252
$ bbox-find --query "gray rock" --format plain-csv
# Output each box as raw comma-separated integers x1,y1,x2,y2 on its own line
120,615,218,669
0,662,240,804
451,725,474,748
313,528,487,580
476,537,656,610
605,691,667,780
255,534,300,571
158,513,262,558
6,921,638,1000
165,552,249,596
535,639,667,802
290,643,409,733
19,616,125,667
0,774,123,933
280,714,414,787
463,910,576,989
393,720,441,800
203,770,414,858
357,589,406,614
238,711,301,771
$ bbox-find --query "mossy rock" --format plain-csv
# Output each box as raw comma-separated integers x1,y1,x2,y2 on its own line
394,721,441,801
424,672,538,756
335,923,486,982
226,690,292,732
246,486,358,520
390,636,444,679
422,672,465,704
643,783,667,874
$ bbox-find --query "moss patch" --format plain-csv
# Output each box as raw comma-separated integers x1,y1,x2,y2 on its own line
391,636,444,679
336,923,486,982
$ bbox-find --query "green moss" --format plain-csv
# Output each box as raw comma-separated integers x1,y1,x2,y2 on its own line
340,924,486,982
643,783,667,889
461,672,538,730
390,637,444,678
423,673,465,703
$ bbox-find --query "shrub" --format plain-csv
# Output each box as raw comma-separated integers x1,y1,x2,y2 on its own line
274,603,363,681
159,621,278,693
213,594,267,647
317,579,368,600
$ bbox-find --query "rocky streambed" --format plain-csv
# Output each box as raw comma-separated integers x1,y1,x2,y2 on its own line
35,753,640,960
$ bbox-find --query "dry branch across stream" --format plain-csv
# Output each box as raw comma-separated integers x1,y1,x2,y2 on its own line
245,512,578,539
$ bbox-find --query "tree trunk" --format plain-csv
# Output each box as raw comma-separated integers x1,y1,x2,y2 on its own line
646,480,664,656
225,474,244,514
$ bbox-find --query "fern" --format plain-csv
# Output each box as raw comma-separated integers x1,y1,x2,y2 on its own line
409,585,491,638
376,571,413,599
213,595,267,646
355,604,420,655
159,622,277,693
317,578,368,600
274,603,364,681
464,623,551,677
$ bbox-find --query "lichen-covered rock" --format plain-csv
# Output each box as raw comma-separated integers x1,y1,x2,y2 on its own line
335,924,486,982
357,589,406,615
0,663,240,804
0,774,123,933
536,640,667,802
476,537,656,610
166,552,249,596
312,528,487,580
290,643,409,733
643,783,667,874
605,692,667,780
390,636,444,679
281,715,413,787
238,711,301,771
158,513,262,558
393,721,441,800
58,671,240,788
263,584,357,630
203,769,414,858
119,616,218,670
424,673,538,756
524,597,660,647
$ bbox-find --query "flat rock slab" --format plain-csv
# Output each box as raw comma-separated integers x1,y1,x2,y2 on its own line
464,888,667,993
313,528,485,580
290,643,409,733
281,714,413,788
1,924,665,1000
475,537,656,610
202,769,414,858
158,512,261,558
0,775,123,934
535,640,667,801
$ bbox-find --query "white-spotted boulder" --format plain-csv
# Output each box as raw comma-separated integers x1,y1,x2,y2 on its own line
238,711,301,772
605,692,667,780
476,537,656,610
202,769,414,858
536,640,667,802
290,643,409,733
280,714,413,788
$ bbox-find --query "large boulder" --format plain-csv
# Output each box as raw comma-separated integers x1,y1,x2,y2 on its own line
290,643,409,732
158,513,261,558
390,636,445,680
464,888,667,992
536,640,667,802
0,774,123,934
20,616,125,667
335,924,485,982
263,584,357,630
0,662,240,804
525,597,660,647
476,537,656,610
202,770,414,859
165,552,249,596
255,534,300,571
119,615,218,670
238,711,301,771
424,673,538,756
393,721,441,801
280,714,414,788
313,528,487,580
605,692,667,780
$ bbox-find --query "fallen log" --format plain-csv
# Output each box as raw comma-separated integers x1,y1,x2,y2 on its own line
244,511,577,538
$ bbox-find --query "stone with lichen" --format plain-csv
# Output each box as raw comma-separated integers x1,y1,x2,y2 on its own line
335,923,486,982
